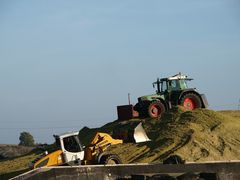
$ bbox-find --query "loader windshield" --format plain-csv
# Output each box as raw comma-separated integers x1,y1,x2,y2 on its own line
63,135,82,153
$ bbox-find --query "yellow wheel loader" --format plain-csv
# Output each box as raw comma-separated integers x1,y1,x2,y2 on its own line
29,131,123,169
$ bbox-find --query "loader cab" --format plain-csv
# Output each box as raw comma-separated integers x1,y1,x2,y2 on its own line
54,131,84,165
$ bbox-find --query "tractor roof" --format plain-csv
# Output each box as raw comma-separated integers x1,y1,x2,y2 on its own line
160,73,193,81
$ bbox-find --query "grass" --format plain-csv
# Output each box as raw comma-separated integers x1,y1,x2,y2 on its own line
0,152,39,179
0,145,52,179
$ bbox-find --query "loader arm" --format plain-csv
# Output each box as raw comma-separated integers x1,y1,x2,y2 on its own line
30,150,63,169
84,132,123,163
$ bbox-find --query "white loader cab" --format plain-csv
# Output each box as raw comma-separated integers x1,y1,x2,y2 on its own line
54,131,84,165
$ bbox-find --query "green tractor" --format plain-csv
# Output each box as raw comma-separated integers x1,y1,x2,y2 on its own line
134,73,208,118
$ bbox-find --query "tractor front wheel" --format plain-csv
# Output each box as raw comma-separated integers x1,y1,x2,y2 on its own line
180,93,202,110
148,101,166,118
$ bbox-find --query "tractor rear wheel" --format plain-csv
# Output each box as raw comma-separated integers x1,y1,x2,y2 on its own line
180,93,202,110
100,154,122,165
148,101,165,118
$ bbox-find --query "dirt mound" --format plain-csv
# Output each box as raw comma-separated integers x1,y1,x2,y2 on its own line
79,107,240,163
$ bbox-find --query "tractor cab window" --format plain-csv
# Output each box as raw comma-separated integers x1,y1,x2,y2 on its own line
63,136,81,153
169,80,180,91
160,81,168,92
179,79,188,89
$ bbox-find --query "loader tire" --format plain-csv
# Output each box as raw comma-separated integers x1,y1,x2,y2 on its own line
148,101,165,118
100,154,122,165
163,155,185,164
180,93,202,110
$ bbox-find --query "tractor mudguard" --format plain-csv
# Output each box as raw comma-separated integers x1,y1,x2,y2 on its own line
178,89,196,101
200,94,208,108
178,89,208,109
178,89,202,103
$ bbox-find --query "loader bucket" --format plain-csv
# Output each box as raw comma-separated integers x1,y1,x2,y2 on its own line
133,123,151,143
112,122,150,143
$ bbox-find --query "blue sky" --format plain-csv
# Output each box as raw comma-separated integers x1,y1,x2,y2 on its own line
0,0,240,144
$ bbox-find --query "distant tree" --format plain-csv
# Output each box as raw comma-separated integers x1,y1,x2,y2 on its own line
19,131,35,146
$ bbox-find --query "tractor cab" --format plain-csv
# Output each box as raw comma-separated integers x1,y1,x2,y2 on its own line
153,73,193,94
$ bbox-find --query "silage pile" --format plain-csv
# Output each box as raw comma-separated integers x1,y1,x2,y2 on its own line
79,107,240,163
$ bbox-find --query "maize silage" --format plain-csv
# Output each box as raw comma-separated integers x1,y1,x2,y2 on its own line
79,107,240,163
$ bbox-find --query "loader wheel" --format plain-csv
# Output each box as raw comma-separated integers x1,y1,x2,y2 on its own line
163,155,185,164
180,93,202,110
148,101,165,118
100,154,122,165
